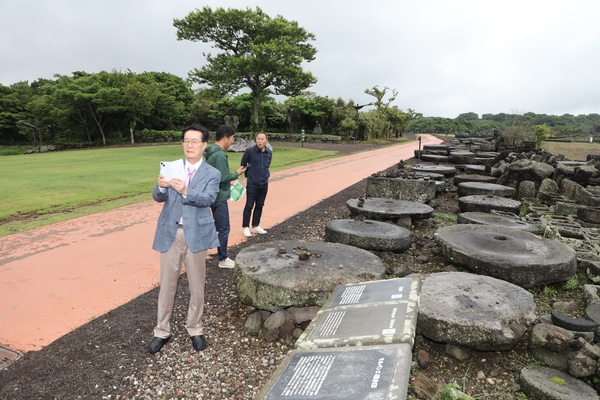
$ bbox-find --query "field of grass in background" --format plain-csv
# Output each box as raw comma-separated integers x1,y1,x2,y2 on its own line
0,143,339,236
541,141,600,161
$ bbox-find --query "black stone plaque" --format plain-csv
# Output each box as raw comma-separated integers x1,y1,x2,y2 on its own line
263,347,398,399
309,303,408,341
328,278,413,308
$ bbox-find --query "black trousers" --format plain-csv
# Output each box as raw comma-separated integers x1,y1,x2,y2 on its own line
242,183,268,227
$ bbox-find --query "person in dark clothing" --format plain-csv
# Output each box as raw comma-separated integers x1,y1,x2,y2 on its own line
203,125,246,268
240,132,272,237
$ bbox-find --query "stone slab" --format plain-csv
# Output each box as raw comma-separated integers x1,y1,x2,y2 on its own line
420,154,449,163
256,344,413,400
233,240,386,312
366,176,437,203
520,365,599,400
296,278,420,349
457,212,541,234
325,219,412,252
551,310,600,332
436,225,577,288
324,278,416,308
412,171,445,180
347,198,434,220
457,182,516,198
411,164,456,177
418,272,536,351
458,195,522,214
460,164,487,174
454,174,497,185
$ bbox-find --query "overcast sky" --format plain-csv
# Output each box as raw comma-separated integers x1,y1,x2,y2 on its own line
1,0,599,118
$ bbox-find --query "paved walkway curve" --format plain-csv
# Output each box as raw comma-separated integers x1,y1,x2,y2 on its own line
0,135,441,352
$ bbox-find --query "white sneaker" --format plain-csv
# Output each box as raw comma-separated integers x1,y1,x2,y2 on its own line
218,257,235,269
251,226,267,234
243,227,252,237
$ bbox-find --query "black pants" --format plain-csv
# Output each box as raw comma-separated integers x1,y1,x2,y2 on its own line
243,183,268,228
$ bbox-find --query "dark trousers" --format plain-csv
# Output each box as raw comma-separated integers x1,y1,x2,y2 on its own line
243,183,268,228
210,201,230,261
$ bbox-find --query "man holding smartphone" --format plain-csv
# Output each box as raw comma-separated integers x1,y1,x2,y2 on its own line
149,124,220,354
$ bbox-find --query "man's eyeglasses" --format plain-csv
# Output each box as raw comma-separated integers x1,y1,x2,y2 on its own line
182,139,204,145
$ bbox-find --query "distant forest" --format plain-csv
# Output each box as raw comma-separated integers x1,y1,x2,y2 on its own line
1,70,598,147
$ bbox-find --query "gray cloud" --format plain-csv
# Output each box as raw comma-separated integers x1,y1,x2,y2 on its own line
2,0,599,118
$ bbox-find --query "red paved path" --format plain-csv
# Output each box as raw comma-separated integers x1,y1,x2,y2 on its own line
0,135,441,352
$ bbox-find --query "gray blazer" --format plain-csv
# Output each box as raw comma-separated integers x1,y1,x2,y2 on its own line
152,161,221,253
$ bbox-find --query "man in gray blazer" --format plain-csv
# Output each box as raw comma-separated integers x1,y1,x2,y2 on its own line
148,124,220,354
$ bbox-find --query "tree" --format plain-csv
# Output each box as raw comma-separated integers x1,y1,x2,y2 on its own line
533,124,550,147
174,6,317,132
122,81,159,143
364,86,420,139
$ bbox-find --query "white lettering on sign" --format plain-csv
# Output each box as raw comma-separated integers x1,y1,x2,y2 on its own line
389,307,398,329
280,354,336,396
370,357,385,388
319,311,346,336
339,285,365,305
390,285,405,300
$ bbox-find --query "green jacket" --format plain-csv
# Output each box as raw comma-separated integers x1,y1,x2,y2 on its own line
203,144,239,202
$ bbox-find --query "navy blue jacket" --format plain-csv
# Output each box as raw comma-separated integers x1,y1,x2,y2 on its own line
241,145,272,186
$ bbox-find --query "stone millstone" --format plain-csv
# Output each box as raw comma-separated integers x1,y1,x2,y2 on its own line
448,152,475,164
417,272,536,351
458,195,522,214
423,144,449,154
435,225,577,288
412,171,445,180
457,182,516,198
411,164,457,177
550,310,600,332
520,366,600,400
233,240,386,312
457,212,541,234
366,176,436,203
347,198,433,220
420,154,448,163
454,174,497,185
325,219,412,252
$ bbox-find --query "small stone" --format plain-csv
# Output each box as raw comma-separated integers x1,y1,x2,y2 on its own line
416,349,431,369
476,371,485,380
446,344,472,362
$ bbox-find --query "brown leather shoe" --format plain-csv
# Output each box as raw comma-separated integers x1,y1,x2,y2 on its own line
148,336,170,354
191,335,206,351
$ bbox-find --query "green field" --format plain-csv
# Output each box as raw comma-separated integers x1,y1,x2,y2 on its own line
0,143,342,236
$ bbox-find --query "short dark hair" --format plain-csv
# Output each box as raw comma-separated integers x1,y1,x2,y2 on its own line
182,124,209,142
215,125,235,141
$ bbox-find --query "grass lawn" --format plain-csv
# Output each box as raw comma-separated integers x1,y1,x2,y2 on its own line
0,143,347,236
541,141,600,161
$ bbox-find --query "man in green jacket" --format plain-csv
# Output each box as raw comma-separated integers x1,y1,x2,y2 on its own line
203,125,246,268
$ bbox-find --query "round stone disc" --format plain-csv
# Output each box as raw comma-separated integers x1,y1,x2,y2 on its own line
454,174,498,185
233,240,386,311
457,182,516,198
435,224,577,288
420,154,449,163
325,219,412,251
418,272,536,351
457,212,541,234
411,164,457,176
458,195,521,214
347,198,433,220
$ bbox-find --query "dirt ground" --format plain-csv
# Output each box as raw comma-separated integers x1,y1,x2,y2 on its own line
0,136,590,399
